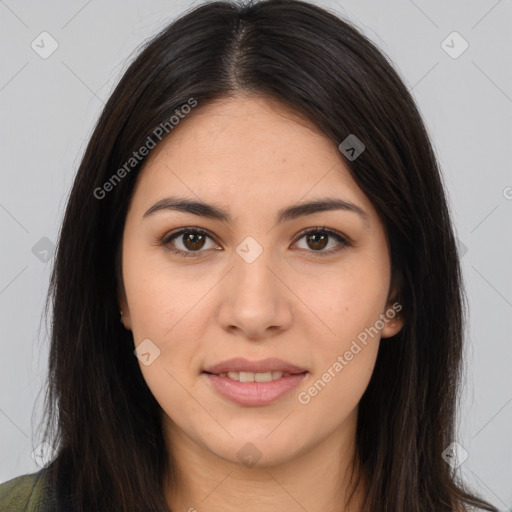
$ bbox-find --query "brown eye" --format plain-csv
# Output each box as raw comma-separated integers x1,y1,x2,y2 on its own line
305,232,328,251
294,227,351,256
181,232,207,251
162,228,218,258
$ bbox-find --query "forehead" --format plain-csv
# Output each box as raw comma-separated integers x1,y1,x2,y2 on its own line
129,95,377,221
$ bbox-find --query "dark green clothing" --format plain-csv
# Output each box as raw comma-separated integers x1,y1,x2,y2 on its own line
0,469,54,511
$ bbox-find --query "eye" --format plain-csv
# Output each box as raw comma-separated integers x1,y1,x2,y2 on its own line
161,228,219,258
293,226,351,257
159,226,351,259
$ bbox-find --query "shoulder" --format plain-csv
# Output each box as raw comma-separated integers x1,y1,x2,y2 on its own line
0,469,52,511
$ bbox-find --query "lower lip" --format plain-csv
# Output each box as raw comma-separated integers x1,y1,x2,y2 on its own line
203,372,308,406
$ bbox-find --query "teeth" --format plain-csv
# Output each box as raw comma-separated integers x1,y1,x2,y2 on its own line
217,371,286,381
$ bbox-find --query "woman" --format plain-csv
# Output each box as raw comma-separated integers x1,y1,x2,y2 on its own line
0,0,499,510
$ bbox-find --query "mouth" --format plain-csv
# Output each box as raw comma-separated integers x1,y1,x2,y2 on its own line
203,370,304,382
203,357,307,376
201,357,308,406
202,368,308,407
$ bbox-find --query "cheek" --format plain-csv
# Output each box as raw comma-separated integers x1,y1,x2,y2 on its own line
302,253,388,394
123,241,211,337
311,257,390,342
296,280,383,418
295,344,377,440
124,262,205,418
122,249,209,396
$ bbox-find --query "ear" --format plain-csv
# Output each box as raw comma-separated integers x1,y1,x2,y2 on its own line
118,286,132,331
116,246,132,331
380,280,404,339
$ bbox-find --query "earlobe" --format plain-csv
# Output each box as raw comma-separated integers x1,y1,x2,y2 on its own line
119,308,132,331
380,302,404,338
381,276,404,338
380,313,403,338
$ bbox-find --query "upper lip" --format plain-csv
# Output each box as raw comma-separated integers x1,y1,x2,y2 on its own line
203,357,307,375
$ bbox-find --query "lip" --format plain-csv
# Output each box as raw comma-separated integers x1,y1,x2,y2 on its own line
203,357,307,375
203,372,308,406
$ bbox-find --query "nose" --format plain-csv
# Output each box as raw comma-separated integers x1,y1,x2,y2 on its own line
216,241,293,340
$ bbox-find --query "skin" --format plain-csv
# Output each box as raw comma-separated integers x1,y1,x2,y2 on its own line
118,94,404,512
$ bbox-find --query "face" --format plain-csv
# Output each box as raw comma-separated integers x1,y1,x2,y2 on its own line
119,94,403,469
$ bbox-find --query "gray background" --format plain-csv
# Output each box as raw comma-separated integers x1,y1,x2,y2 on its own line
0,0,511,509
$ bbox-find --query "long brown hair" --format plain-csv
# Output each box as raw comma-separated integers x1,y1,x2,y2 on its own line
40,1,498,510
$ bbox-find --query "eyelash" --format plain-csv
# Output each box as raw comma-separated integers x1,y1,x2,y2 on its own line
159,226,352,259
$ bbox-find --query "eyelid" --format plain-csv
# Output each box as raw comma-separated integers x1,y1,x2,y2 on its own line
294,225,352,246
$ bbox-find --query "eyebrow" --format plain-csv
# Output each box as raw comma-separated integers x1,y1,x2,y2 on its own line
143,196,369,226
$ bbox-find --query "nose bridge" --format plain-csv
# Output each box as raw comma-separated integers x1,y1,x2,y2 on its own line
216,233,292,336
232,234,278,301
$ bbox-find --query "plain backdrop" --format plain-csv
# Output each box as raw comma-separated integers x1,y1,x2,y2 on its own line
0,0,511,509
